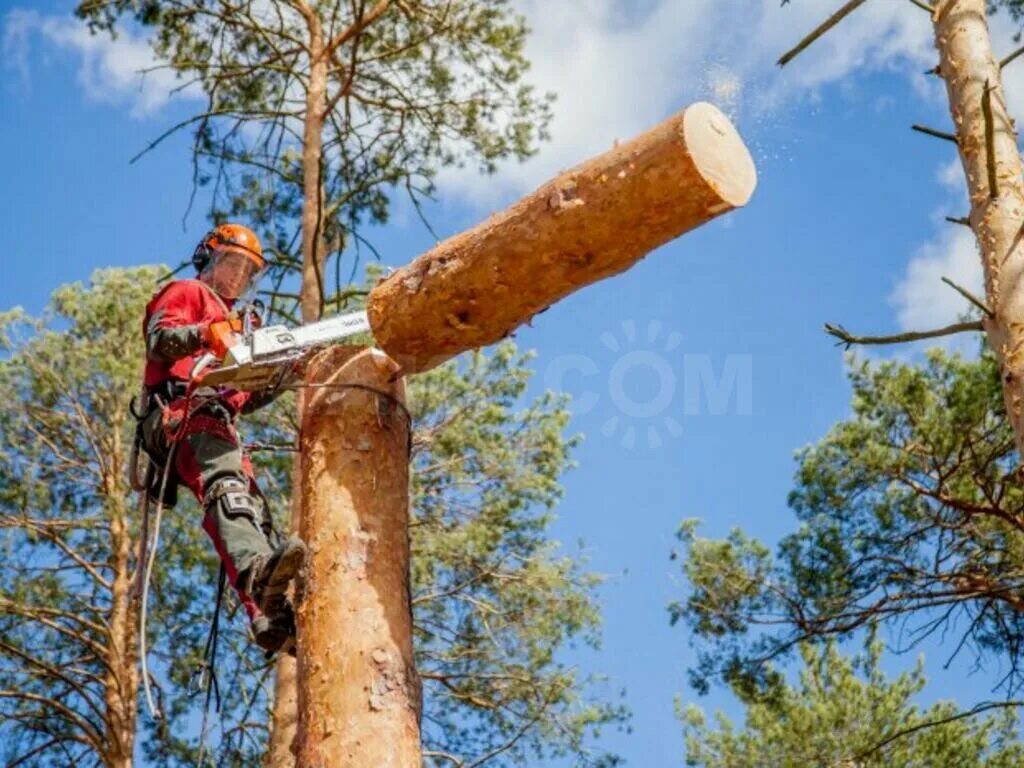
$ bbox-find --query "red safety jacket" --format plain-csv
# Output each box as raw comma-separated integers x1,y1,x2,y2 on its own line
142,279,252,411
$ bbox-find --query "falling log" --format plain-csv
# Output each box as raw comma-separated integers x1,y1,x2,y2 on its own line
295,346,421,768
367,101,756,373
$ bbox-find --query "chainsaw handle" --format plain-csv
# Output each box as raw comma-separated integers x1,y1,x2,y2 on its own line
189,352,219,382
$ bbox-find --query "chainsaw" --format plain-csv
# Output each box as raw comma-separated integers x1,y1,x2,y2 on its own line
190,309,372,391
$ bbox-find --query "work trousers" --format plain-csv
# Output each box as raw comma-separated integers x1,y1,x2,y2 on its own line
141,397,273,618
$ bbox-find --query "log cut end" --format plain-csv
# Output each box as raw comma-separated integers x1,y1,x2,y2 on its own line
682,101,757,209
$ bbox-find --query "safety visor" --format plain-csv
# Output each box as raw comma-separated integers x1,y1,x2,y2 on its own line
200,247,265,301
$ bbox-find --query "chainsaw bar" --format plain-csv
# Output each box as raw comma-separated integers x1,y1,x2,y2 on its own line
199,310,371,390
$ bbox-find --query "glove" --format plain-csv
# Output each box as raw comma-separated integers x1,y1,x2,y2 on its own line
203,315,244,358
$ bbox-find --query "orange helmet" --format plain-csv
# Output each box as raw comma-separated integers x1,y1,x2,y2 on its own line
193,223,266,300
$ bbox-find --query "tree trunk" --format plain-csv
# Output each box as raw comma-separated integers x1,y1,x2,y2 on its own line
104,462,138,768
264,454,303,767
268,13,330,764
301,16,329,325
295,346,421,768
367,101,757,373
934,0,1024,458
265,607,299,766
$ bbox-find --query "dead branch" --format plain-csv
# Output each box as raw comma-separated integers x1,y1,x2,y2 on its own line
912,124,959,144
941,276,994,317
824,320,983,349
778,0,871,68
1001,44,1024,69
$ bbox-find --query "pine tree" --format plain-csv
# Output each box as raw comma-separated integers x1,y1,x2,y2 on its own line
683,637,1024,767
71,7,555,757
0,267,625,766
671,349,1024,713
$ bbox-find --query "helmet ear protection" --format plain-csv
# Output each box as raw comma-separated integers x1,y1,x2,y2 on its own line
192,231,216,274
192,226,265,275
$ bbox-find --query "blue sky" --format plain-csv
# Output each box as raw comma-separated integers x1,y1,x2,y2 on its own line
3,0,1020,764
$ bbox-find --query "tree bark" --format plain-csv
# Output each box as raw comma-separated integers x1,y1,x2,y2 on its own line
265,450,304,767
301,12,329,325
104,431,138,768
268,9,330,764
265,603,299,766
933,0,1024,458
295,346,421,768
367,101,757,373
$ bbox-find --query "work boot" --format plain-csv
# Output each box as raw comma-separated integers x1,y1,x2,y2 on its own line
251,602,297,658
243,535,306,619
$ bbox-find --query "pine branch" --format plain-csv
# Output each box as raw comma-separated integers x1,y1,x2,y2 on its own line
157,261,191,283
1001,44,1024,69
912,124,958,144
324,0,392,59
778,0,871,68
824,320,983,349
855,701,1024,762
941,276,993,318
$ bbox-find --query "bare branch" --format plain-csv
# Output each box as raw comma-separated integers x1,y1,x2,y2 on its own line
324,0,392,60
824,320,983,349
1001,44,1024,70
912,124,958,144
941,276,994,318
778,0,871,68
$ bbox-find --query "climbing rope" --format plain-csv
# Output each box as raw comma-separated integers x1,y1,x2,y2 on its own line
138,384,216,722
192,564,226,768
139,437,176,721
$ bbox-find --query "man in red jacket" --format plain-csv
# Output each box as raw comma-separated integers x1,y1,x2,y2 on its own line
139,223,304,655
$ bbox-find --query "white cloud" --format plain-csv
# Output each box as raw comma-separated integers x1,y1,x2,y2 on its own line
5,1,944,183
3,9,199,118
890,227,984,339
436,0,937,204
0,0,1006,352
4,9,33,87
936,157,965,191
437,0,719,204
429,1,996,355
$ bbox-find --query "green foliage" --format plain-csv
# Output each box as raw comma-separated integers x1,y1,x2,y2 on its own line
671,349,1024,703
409,345,626,766
0,267,624,766
0,266,163,765
75,0,554,318
683,637,1024,767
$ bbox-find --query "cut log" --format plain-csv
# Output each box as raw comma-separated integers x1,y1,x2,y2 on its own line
367,101,756,373
295,347,421,768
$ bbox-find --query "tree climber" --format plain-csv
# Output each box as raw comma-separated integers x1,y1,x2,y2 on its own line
138,223,305,655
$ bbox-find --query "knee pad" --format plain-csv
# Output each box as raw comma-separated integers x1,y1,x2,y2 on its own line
206,476,260,528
